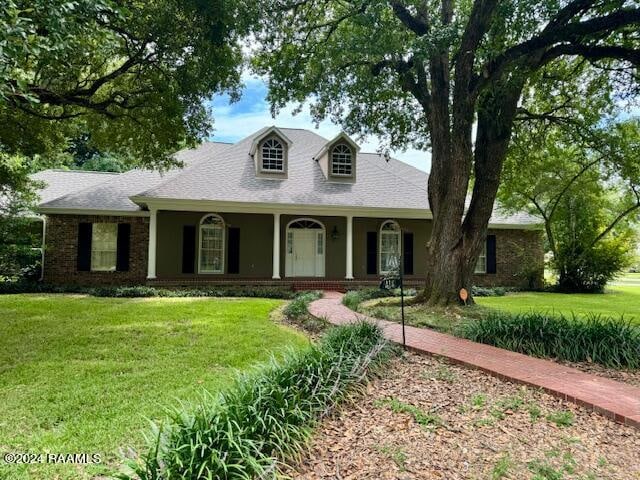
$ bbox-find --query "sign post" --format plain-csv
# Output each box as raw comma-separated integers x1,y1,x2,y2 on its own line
379,236,406,349
399,246,406,348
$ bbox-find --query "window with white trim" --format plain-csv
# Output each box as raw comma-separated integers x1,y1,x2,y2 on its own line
91,223,117,271
331,143,353,176
199,214,225,273
261,137,285,172
379,220,401,275
475,241,487,274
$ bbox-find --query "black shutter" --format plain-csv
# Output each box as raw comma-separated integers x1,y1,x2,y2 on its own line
228,227,240,274
486,234,497,274
403,232,414,275
77,223,92,271
182,225,196,274
366,232,377,275
116,223,131,272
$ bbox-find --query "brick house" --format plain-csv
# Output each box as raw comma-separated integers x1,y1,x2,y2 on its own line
33,126,543,289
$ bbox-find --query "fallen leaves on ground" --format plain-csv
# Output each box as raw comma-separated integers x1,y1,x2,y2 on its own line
284,353,640,479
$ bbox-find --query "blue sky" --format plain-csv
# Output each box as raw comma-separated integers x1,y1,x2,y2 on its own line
207,75,432,173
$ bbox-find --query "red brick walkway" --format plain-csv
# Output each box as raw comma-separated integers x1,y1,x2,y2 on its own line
309,291,640,429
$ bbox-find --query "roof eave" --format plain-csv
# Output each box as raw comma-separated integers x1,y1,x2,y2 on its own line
37,206,150,217
130,196,544,229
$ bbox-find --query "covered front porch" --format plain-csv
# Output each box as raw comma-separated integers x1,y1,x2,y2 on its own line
145,207,431,285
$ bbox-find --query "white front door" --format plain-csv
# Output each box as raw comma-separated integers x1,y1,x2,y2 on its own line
293,230,316,276
286,227,325,277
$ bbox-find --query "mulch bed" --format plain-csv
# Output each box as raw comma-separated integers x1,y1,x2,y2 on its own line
284,353,640,479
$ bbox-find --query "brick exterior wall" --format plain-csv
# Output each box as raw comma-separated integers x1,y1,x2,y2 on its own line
472,228,544,289
44,214,149,285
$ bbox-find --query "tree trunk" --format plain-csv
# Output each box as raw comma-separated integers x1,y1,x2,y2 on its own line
423,231,476,306
418,81,526,306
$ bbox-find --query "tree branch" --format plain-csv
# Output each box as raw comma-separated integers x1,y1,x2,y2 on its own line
389,1,429,35
475,8,640,93
547,155,603,222
540,44,640,66
589,200,640,248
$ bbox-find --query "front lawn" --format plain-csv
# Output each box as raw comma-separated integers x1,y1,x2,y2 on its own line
0,295,308,480
612,272,640,287
476,286,640,323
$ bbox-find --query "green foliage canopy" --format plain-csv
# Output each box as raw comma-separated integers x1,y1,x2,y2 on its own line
1,0,249,167
501,69,640,292
253,0,640,151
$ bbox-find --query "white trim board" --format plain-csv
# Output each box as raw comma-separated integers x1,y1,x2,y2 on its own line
37,208,151,217
38,200,544,230
131,197,543,230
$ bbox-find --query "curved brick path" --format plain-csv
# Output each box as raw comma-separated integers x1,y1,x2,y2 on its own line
309,291,640,429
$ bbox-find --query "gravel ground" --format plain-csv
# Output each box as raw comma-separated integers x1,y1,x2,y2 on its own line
285,353,640,480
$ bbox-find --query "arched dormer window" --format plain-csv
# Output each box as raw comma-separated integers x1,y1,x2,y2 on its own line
261,137,285,172
379,220,401,275
331,143,353,176
199,214,225,274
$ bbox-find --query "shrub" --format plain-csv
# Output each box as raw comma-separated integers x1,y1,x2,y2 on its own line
342,288,395,311
471,286,510,297
554,235,633,293
117,322,395,480
458,311,640,369
282,291,322,320
0,282,298,299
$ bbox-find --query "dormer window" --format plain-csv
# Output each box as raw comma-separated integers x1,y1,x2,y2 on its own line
261,137,285,172
316,133,359,182
331,144,353,176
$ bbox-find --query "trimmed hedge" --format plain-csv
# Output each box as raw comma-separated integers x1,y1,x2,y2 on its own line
471,286,512,297
117,322,395,480
0,282,298,299
459,311,640,369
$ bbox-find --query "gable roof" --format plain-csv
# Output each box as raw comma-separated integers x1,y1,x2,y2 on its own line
33,127,541,227
314,131,361,159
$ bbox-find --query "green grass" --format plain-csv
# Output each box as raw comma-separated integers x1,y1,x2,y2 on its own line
476,286,640,324
121,322,393,480
374,397,442,429
612,272,640,286
0,294,308,480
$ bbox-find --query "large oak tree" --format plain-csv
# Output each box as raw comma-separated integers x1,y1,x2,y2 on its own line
253,0,640,305
1,0,248,169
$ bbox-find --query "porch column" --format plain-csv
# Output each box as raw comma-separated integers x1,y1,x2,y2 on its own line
147,207,157,279
345,215,354,280
272,213,281,279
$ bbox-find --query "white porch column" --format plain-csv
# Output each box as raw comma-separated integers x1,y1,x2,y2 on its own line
272,213,281,279
147,208,158,279
345,215,354,280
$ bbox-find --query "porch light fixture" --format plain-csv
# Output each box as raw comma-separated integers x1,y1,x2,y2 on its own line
331,225,339,240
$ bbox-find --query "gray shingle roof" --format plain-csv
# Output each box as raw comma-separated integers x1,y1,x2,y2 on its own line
31,170,118,205
138,128,430,210
37,142,232,211
33,128,541,226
